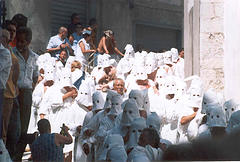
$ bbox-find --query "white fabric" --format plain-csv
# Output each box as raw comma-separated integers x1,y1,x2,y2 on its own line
146,112,161,133
223,99,240,123
75,38,90,67
92,91,105,112
121,99,140,127
98,134,127,162
129,90,144,110
126,117,147,150
76,80,93,107
207,104,227,128
226,110,240,134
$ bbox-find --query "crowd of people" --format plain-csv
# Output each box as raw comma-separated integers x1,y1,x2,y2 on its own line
0,12,240,162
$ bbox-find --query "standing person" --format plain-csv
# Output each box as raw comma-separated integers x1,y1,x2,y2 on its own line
75,30,96,70
69,23,83,52
0,29,12,162
179,48,184,59
46,27,73,57
68,13,81,36
31,119,72,162
10,13,28,48
2,21,20,151
97,30,124,62
12,27,39,161
88,18,98,47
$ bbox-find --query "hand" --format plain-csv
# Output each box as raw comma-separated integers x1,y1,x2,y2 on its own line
60,44,67,49
123,129,130,144
83,143,90,155
70,88,78,99
105,50,109,54
83,129,94,137
64,86,72,92
76,125,82,133
193,107,199,112
91,49,96,53
62,124,69,133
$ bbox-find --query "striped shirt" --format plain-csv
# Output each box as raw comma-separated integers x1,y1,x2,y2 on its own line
31,133,64,162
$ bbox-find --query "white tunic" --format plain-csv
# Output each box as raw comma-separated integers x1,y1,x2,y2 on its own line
75,38,91,68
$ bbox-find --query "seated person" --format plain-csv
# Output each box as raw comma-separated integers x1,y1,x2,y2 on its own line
31,119,72,162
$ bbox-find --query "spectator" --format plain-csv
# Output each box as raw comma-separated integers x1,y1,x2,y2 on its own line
68,13,81,36
179,48,184,58
46,27,73,57
31,119,72,162
0,29,12,161
3,20,17,47
69,23,83,52
97,30,124,62
75,30,96,70
12,27,39,161
10,13,28,48
2,21,20,152
88,18,98,47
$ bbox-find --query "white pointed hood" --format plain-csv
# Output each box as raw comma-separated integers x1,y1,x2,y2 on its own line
98,134,127,162
92,91,105,112
126,117,147,150
76,80,92,107
207,104,227,128
121,99,140,127
223,99,240,123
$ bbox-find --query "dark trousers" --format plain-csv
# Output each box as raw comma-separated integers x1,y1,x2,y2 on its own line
2,97,14,144
0,89,4,138
14,89,32,161
6,98,21,159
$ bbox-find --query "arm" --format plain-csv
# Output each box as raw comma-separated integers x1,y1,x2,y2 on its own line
114,47,124,56
180,112,197,125
102,37,109,54
62,88,77,101
79,41,96,54
46,37,61,53
55,127,73,146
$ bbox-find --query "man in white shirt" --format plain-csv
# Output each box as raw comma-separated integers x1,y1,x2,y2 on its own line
46,27,73,57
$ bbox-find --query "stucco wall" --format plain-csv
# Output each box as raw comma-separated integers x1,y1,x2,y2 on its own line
199,0,224,92
97,0,183,51
6,0,51,54
224,0,240,101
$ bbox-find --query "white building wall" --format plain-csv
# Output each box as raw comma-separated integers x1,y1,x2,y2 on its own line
199,0,224,92
224,0,240,101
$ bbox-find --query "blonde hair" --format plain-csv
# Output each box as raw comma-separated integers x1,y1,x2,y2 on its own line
71,60,81,72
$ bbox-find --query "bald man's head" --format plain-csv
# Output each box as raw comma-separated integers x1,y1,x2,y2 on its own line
58,27,68,39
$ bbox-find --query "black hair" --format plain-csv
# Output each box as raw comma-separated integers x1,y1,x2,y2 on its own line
89,18,97,26
2,20,17,29
11,13,28,29
16,26,32,42
142,128,160,148
83,33,90,39
37,119,51,134
71,13,80,22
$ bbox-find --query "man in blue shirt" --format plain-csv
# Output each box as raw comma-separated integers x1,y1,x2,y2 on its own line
46,27,73,57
